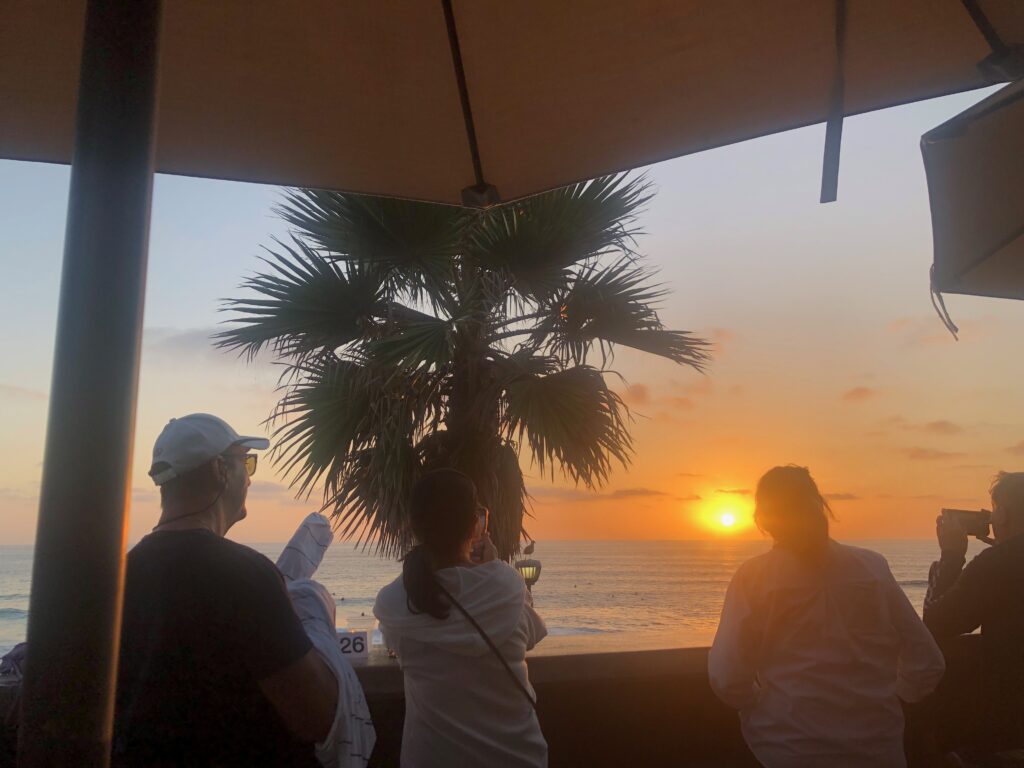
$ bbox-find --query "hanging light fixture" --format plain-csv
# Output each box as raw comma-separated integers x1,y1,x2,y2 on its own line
515,541,542,592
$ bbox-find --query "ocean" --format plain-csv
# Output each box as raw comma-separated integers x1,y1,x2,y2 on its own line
0,538,989,658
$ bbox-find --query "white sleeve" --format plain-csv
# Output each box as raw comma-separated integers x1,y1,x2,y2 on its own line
707,571,760,710
886,567,945,702
522,600,547,651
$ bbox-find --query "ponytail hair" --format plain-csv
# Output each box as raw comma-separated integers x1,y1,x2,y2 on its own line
402,469,479,619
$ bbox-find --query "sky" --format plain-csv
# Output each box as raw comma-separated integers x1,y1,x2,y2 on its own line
2,87,1023,548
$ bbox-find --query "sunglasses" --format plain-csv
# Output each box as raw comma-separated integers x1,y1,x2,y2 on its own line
217,452,258,478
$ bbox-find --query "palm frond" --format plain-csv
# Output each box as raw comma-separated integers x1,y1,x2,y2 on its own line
323,440,422,557
532,258,711,370
468,173,653,299
366,315,456,371
278,189,470,302
216,238,383,360
270,355,443,499
503,366,632,486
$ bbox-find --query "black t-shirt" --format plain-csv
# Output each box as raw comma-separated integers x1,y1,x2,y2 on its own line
113,529,317,767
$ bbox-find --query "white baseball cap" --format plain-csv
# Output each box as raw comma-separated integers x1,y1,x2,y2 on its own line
149,413,270,485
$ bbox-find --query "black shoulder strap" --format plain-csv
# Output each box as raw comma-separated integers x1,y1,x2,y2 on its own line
436,582,537,710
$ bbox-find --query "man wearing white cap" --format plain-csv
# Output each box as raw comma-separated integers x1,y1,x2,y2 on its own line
113,414,338,767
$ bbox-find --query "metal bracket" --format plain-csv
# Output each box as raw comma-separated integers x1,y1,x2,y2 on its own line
461,183,500,208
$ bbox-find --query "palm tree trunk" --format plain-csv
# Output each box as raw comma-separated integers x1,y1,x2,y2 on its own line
442,320,521,559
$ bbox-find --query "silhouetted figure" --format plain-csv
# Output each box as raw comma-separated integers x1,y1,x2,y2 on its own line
709,465,944,768
924,471,1024,760
114,414,338,767
373,469,547,767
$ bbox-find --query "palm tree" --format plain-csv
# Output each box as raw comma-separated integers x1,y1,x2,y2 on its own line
217,174,709,559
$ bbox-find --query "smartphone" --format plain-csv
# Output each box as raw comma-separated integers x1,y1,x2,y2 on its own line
941,508,991,538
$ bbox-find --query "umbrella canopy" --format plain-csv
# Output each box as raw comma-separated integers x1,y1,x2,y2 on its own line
923,78,1024,300
2,0,1022,205
4,2,1024,764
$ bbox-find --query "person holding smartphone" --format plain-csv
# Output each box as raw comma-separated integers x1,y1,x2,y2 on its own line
373,469,547,768
924,471,1024,757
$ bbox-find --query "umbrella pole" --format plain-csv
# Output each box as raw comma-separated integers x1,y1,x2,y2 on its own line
17,1,162,765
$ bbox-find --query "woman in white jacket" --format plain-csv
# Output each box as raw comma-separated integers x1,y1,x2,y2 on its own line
708,465,945,768
373,469,547,768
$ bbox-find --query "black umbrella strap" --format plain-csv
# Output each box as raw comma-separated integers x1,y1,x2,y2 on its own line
820,0,847,203
929,266,960,341
436,582,537,711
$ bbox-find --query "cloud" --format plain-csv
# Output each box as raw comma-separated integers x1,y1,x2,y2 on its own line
825,493,859,501
0,487,35,502
875,416,965,436
671,377,713,398
132,487,158,504
1008,441,1024,456
887,315,994,347
527,487,592,502
886,317,915,333
528,486,669,503
664,396,694,410
0,383,46,401
716,488,751,495
144,327,278,368
245,481,316,508
675,494,702,501
841,387,877,403
920,420,963,435
601,488,670,501
903,447,967,461
623,383,650,406
702,327,738,357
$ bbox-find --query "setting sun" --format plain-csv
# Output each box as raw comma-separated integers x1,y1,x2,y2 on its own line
694,493,755,535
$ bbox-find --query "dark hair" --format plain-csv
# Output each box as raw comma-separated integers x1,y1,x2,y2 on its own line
157,460,223,510
402,469,479,619
991,471,1024,518
754,465,834,554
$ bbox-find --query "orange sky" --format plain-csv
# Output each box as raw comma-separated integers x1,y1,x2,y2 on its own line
2,88,1023,548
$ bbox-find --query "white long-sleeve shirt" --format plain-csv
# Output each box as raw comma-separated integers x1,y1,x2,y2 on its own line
708,540,945,768
374,561,548,768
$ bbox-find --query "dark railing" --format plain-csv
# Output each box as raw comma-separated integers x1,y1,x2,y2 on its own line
0,637,987,766
358,647,757,767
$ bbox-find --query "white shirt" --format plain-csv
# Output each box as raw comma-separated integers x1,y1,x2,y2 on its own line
278,515,377,768
373,561,548,768
708,541,945,768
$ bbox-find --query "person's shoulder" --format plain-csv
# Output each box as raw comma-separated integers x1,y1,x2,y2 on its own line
375,573,406,602
732,549,775,581
834,541,889,566
477,559,524,586
831,541,893,577
372,574,408,623
202,537,285,586
966,537,1016,572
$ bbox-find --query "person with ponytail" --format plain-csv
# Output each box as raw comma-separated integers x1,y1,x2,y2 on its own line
373,469,547,767
708,465,945,768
